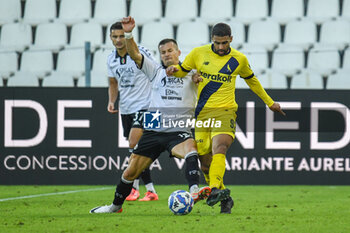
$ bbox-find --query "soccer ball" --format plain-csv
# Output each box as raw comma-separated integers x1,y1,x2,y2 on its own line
168,190,194,215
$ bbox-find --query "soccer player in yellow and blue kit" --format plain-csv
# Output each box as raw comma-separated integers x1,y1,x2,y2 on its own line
167,23,285,214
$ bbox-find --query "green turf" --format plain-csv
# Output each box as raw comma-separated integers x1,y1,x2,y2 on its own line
0,185,349,233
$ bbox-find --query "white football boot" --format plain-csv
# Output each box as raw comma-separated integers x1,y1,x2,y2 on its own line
90,204,122,214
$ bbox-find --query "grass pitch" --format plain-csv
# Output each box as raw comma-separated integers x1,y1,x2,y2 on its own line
0,185,349,233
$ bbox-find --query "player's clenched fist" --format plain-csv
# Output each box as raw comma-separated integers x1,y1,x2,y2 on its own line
121,16,135,33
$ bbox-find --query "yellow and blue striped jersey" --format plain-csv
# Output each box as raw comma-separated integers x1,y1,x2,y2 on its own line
173,44,274,117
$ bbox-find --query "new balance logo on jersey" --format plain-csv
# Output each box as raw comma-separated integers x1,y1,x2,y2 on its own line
203,61,210,65
144,110,161,129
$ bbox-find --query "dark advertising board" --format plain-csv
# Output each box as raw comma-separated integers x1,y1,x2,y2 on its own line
0,88,349,184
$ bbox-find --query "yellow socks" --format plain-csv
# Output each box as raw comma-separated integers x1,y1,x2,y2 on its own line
209,153,226,189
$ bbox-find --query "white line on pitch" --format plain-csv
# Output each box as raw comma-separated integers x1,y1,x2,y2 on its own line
0,187,114,202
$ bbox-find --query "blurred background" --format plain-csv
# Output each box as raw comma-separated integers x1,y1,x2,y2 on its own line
0,0,350,185
0,0,349,89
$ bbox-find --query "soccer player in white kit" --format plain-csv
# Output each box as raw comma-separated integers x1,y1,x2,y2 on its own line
90,17,210,214
107,22,158,201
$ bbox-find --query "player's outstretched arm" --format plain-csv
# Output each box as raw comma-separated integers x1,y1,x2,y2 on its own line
244,76,285,116
166,65,192,78
241,56,286,116
121,16,142,67
166,48,197,78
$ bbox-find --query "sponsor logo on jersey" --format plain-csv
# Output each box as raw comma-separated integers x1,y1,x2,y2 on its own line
162,89,182,100
116,67,135,75
161,76,184,87
120,84,135,88
200,57,239,83
165,89,179,96
120,76,131,84
161,96,182,100
161,77,166,86
120,75,135,88
200,71,233,83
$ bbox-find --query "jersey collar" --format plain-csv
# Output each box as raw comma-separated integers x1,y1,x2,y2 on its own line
115,49,128,58
115,49,128,64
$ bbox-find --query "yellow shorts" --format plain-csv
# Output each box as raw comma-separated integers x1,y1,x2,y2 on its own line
195,109,237,155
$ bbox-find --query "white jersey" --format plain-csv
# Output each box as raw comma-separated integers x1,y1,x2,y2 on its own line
107,46,155,114
140,55,198,133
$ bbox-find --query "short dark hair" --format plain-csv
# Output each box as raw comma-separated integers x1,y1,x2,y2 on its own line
211,23,231,37
158,38,178,49
110,22,123,33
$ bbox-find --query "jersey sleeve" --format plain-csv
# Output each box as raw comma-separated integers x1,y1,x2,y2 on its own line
139,54,162,82
238,55,274,107
107,65,116,79
238,55,255,79
173,48,198,77
139,46,157,63
245,76,275,107
106,52,118,78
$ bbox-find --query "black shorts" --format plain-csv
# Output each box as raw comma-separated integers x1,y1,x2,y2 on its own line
121,110,146,139
133,130,193,161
